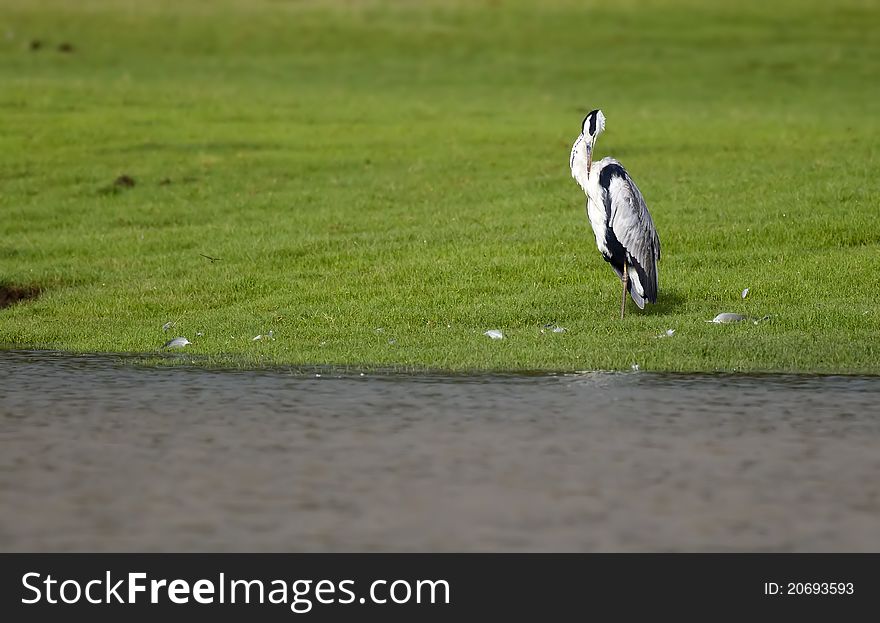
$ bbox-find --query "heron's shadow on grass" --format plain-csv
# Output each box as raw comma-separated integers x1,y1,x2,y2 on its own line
643,288,686,315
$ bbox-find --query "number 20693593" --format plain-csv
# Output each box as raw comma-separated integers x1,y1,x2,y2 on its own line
764,582,854,596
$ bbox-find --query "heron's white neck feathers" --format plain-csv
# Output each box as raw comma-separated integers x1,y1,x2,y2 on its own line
569,133,592,194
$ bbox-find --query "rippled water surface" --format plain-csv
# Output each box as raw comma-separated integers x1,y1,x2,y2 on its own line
2,350,879,551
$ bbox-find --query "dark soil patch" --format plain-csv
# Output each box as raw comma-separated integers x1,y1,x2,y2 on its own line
58,42,75,53
29,40,43,51
98,175,137,196
0,284,42,309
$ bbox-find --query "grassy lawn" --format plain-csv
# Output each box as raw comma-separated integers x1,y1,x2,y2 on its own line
1,0,878,373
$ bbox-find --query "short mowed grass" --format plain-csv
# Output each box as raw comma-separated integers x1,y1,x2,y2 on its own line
1,0,878,373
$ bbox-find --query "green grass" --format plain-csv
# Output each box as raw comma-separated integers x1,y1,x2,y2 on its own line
1,0,879,373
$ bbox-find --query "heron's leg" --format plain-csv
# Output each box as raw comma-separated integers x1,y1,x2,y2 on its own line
620,259,628,320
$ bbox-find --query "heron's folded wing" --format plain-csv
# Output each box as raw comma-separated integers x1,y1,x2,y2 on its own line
606,171,661,301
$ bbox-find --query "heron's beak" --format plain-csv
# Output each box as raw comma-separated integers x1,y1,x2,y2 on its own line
586,135,595,175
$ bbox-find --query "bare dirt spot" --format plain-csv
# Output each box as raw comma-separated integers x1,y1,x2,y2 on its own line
98,174,137,196
58,42,74,53
0,284,41,309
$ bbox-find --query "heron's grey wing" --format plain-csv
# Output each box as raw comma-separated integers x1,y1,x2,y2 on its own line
606,169,661,303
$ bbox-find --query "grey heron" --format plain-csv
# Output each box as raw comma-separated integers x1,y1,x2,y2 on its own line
570,109,661,319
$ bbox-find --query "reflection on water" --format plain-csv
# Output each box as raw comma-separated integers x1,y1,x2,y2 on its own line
1,350,879,552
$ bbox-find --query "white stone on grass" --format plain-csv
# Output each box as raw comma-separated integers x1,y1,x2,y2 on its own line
707,313,746,324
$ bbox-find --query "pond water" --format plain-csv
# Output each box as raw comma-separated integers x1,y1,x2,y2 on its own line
1,350,878,551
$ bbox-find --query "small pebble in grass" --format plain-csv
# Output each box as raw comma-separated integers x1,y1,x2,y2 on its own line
484,329,504,340
541,323,566,334
742,287,750,299
163,337,190,349
196,331,204,337
162,321,174,332
708,313,746,324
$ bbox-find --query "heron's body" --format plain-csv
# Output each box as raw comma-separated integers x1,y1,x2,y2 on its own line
569,110,660,316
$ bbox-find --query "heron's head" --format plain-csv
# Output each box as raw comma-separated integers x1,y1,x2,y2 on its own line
572,109,605,178
582,109,606,140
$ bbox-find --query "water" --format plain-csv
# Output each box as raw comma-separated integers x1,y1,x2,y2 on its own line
1,350,879,552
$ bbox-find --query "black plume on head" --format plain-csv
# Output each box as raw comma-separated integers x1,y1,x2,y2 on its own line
583,109,601,136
